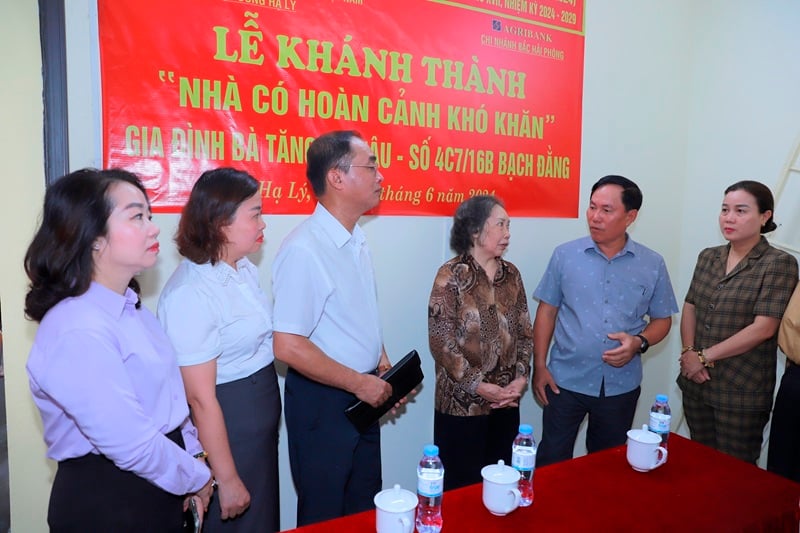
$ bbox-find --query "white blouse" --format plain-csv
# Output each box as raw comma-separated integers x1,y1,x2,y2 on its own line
158,257,274,384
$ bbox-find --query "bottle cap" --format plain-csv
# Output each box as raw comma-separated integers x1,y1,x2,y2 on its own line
518,424,533,435
424,444,439,456
656,394,668,403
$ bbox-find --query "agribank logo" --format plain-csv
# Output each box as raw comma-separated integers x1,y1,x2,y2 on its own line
491,18,552,42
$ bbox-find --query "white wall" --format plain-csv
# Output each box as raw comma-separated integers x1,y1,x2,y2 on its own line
676,0,800,453
3,1,799,531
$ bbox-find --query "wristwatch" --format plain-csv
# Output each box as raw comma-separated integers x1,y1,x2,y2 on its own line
635,334,650,354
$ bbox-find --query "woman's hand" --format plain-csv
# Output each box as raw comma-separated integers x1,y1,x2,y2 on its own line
182,495,205,529
216,475,251,520
194,475,214,511
507,376,528,396
489,376,528,408
680,349,710,384
477,382,521,408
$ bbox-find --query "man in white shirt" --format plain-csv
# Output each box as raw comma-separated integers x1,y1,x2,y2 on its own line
272,130,393,526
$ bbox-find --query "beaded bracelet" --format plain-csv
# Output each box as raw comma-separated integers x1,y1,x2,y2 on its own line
697,349,715,368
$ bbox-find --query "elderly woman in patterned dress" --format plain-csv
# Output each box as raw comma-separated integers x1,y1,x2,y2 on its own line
428,195,533,490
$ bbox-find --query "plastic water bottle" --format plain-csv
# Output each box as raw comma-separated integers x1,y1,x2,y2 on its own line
511,424,536,506
648,394,671,449
416,444,444,533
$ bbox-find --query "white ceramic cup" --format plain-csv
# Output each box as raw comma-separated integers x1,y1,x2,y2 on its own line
626,424,668,472
374,484,417,533
480,460,521,516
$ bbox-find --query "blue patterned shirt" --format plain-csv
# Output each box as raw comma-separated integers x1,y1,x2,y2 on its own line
533,235,678,396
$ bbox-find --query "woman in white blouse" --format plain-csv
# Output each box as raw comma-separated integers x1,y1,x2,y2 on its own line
158,168,280,532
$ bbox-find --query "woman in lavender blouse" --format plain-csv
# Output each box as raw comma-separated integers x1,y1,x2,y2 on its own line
24,169,212,532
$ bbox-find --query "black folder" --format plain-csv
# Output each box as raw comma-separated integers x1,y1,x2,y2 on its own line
344,349,423,433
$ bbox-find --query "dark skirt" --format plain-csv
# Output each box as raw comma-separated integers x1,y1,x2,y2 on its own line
204,363,281,533
48,427,185,533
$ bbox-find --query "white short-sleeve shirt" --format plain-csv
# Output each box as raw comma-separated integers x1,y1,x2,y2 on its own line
158,257,274,384
272,203,382,373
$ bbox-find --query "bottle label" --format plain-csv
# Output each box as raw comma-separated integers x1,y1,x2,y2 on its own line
649,412,671,433
417,469,443,497
512,446,535,471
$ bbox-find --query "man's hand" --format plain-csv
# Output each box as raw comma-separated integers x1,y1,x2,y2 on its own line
532,366,559,405
601,332,639,367
379,364,417,415
354,373,393,408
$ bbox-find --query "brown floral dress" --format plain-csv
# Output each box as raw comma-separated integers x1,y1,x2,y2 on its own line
428,254,533,416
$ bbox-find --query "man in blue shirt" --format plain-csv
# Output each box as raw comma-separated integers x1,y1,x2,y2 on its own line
533,175,678,466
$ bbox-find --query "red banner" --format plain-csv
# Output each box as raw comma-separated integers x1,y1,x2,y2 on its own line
99,0,585,216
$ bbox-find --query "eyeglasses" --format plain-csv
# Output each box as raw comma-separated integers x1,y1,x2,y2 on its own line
349,163,380,176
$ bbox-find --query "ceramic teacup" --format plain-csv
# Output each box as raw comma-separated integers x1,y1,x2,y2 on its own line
480,460,521,516
374,484,417,533
626,424,668,472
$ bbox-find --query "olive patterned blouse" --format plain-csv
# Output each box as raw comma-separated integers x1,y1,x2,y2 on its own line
677,237,798,411
428,254,533,416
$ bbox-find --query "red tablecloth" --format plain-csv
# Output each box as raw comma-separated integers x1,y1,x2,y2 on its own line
283,434,800,532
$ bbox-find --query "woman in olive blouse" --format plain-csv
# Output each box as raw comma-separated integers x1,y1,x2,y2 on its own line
678,180,798,463
428,195,533,490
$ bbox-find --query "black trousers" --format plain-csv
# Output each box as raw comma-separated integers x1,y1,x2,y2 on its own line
768,362,800,481
48,428,185,532
434,407,520,491
285,368,381,527
537,385,640,467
